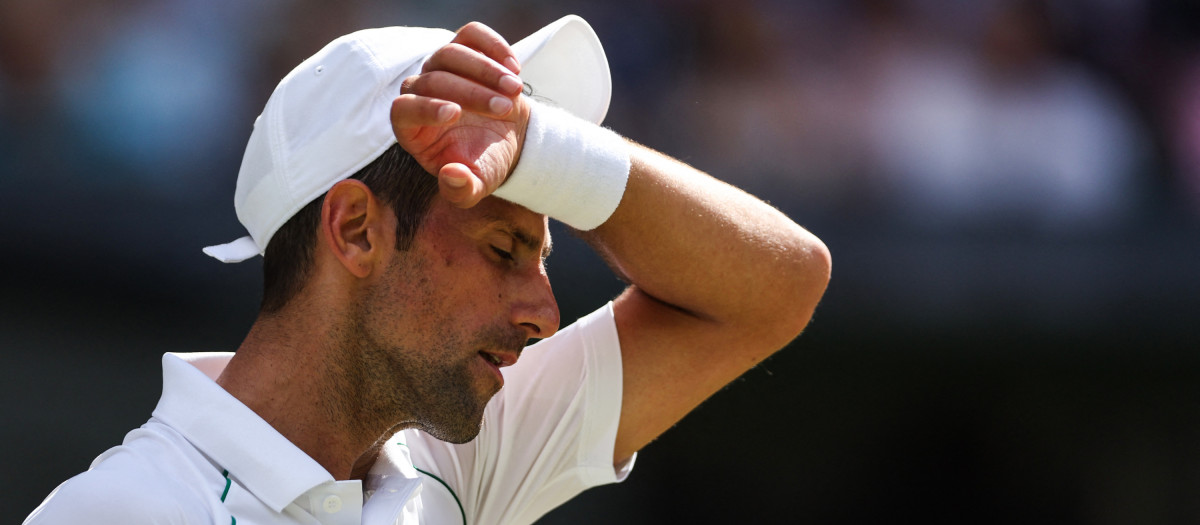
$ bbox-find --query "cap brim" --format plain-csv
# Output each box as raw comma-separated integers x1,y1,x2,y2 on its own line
202,236,260,263
511,15,611,125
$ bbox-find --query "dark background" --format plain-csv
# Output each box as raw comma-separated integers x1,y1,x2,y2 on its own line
4,0,1200,523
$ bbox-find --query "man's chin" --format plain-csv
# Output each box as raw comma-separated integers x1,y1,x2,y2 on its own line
418,416,484,444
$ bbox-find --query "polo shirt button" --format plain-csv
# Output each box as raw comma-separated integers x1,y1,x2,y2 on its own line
323,495,343,513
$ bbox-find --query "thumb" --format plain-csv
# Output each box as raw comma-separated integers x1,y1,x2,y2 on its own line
438,163,486,208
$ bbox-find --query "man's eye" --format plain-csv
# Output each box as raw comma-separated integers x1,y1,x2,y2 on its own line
491,246,514,261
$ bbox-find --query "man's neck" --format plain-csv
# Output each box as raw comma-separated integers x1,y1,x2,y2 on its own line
216,313,404,481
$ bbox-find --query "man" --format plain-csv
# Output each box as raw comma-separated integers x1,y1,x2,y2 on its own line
25,15,830,525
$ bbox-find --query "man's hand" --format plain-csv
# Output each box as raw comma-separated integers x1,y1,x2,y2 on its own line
391,22,531,208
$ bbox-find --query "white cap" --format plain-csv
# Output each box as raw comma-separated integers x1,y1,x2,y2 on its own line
203,15,611,263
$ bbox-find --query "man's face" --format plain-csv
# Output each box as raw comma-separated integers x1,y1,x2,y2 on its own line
349,195,560,443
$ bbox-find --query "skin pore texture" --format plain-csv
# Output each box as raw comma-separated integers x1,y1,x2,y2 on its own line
345,195,550,445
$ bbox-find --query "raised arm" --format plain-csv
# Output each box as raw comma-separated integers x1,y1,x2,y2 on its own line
390,20,831,465
588,142,830,462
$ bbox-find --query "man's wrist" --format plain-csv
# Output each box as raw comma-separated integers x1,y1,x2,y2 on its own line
494,101,631,230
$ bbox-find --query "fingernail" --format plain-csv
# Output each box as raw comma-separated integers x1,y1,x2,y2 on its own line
444,176,468,188
437,104,456,122
504,56,521,74
489,96,513,115
498,74,522,95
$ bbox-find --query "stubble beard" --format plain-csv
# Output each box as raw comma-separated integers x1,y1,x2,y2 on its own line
336,254,523,445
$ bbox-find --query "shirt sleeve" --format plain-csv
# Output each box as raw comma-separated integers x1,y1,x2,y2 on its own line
403,302,634,525
23,465,196,525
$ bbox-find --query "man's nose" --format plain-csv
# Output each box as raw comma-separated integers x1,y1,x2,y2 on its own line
510,268,560,340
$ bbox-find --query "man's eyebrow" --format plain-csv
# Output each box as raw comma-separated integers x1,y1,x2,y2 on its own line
486,217,552,260
514,229,552,260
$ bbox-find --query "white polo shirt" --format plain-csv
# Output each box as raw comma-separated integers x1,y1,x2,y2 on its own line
25,304,633,525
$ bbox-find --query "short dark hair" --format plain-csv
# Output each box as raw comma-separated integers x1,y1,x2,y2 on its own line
260,144,439,313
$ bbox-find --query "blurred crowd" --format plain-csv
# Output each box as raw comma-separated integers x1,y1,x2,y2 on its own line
6,3,1200,522
0,0,1197,267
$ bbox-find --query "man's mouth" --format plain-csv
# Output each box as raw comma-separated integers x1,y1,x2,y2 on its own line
481,351,503,366
478,349,517,368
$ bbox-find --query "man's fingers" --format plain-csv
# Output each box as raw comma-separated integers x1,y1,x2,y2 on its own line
390,93,460,131
450,21,521,75
422,43,524,97
402,71,515,117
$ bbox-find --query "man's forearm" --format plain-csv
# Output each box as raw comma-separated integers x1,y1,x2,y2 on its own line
580,139,831,461
584,141,831,343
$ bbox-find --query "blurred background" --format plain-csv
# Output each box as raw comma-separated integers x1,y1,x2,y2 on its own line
3,0,1199,523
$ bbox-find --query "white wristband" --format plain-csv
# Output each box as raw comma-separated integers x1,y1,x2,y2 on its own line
493,101,631,230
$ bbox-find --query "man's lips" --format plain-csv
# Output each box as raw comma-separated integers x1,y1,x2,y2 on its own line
478,348,520,368
476,349,518,389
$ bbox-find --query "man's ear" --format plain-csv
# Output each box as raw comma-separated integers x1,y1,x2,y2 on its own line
319,179,391,278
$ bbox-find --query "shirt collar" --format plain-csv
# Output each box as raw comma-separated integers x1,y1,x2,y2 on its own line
151,352,336,513
363,439,424,524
